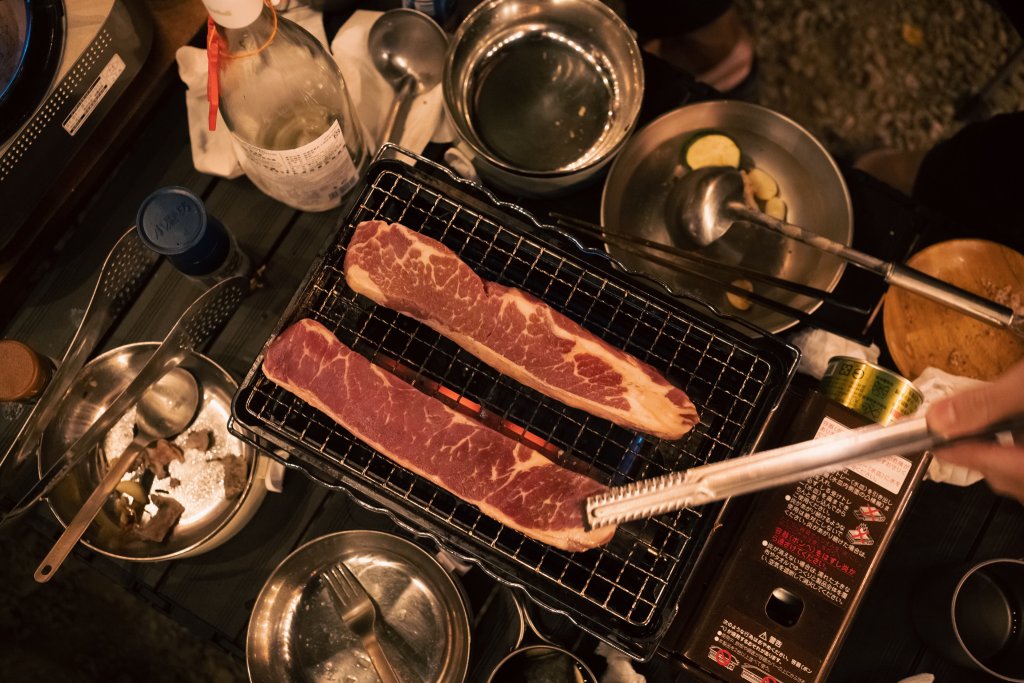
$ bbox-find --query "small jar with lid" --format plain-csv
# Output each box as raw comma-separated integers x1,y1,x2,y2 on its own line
136,186,251,287
0,340,55,403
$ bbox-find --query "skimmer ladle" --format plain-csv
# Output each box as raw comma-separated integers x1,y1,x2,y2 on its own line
666,166,1024,338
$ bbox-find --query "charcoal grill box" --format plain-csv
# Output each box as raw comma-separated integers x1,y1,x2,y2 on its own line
229,149,800,660
660,385,929,683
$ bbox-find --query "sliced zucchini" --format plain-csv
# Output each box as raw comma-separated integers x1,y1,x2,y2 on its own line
726,279,754,311
747,167,779,200
685,132,741,169
765,196,787,220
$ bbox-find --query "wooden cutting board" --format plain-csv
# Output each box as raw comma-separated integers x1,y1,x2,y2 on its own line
883,238,1024,382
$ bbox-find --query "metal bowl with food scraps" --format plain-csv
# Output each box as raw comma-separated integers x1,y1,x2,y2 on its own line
40,343,270,561
601,100,853,334
247,530,471,683
443,0,643,197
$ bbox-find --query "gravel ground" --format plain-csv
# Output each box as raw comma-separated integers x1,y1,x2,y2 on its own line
1,2,1021,683
736,0,1024,161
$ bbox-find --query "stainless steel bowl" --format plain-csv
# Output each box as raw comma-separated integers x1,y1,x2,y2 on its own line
40,343,269,561
601,100,853,334
443,0,643,196
247,530,471,683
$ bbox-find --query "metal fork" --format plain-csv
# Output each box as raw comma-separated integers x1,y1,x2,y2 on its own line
322,562,401,683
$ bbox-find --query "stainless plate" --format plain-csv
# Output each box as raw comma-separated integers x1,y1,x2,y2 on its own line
41,342,265,561
247,530,471,683
600,100,853,334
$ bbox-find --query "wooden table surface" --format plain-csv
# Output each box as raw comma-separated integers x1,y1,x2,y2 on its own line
0,4,1021,682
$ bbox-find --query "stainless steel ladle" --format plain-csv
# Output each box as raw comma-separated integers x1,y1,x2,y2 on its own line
367,8,448,146
34,367,200,582
666,166,1024,338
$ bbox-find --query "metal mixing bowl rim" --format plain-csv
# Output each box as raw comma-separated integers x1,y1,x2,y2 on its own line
246,529,472,683
599,99,854,335
42,341,264,562
442,0,644,178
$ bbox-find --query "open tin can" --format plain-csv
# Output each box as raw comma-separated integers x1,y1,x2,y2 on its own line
819,356,923,425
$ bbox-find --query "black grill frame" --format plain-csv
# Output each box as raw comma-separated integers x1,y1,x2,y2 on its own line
231,151,798,658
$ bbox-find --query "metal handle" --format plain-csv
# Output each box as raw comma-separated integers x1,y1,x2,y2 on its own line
728,202,889,272
728,202,1022,338
0,276,247,526
0,230,159,471
33,442,146,582
888,264,1020,336
586,413,1024,529
363,632,401,683
380,77,416,146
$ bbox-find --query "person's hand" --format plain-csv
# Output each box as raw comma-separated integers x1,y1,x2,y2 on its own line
926,359,1024,503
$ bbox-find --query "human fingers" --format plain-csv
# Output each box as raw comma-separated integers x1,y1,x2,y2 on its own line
927,359,1024,438
931,442,1024,504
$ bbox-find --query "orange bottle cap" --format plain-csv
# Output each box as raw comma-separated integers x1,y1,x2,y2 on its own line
0,340,49,401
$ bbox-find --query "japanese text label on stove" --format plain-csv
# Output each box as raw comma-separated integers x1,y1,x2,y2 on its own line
758,416,908,607
700,608,820,683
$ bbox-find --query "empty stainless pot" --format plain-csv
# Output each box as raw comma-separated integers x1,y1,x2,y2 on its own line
443,0,643,197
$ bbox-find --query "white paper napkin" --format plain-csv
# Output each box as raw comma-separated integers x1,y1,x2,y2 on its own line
787,328,881,380
912,366,986,486
596,641,646,683
175,7,446,181
330,10,448,152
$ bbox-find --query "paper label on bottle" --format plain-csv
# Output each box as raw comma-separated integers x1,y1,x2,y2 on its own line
232,120,358,211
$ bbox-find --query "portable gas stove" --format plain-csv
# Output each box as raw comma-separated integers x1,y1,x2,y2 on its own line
0,0,151,253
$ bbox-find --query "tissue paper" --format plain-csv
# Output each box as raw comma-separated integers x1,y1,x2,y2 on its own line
913,366,986,486
788,328,880,380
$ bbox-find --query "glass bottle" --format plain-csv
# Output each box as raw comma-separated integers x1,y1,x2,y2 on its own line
136,186,252,288
202,0,370,211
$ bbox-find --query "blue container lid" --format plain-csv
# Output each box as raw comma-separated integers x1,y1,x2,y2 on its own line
136,186,230,276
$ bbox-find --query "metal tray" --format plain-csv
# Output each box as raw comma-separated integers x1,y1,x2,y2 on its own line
230,147,799,659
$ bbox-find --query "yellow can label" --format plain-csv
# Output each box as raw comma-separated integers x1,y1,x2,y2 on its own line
820,357,923,425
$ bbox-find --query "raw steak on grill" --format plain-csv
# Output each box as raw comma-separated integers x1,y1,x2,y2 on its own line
262,318,616,551
344,220,699,440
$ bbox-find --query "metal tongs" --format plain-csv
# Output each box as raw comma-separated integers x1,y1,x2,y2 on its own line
585,413,1024,530
0,275,248,527
1,229,159,471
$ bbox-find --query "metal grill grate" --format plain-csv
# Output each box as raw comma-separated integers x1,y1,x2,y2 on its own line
232,153,796,658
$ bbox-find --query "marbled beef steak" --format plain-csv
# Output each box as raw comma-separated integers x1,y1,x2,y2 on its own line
343,220,699,440
262,318,616,551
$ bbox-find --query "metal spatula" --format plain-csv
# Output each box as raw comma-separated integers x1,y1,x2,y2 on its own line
585,413,1024,530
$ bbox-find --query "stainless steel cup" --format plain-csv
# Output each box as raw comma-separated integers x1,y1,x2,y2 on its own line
912,558,1024,681
486,644,598,683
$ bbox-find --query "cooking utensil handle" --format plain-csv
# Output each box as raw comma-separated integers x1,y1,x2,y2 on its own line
0,276,247,525
586,414,1024,529
0,230,158,472
363,632,401,683
728,202,889,272
550,212,871,314
888,264,1021,336
380,77,415,146
33,443,145,583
